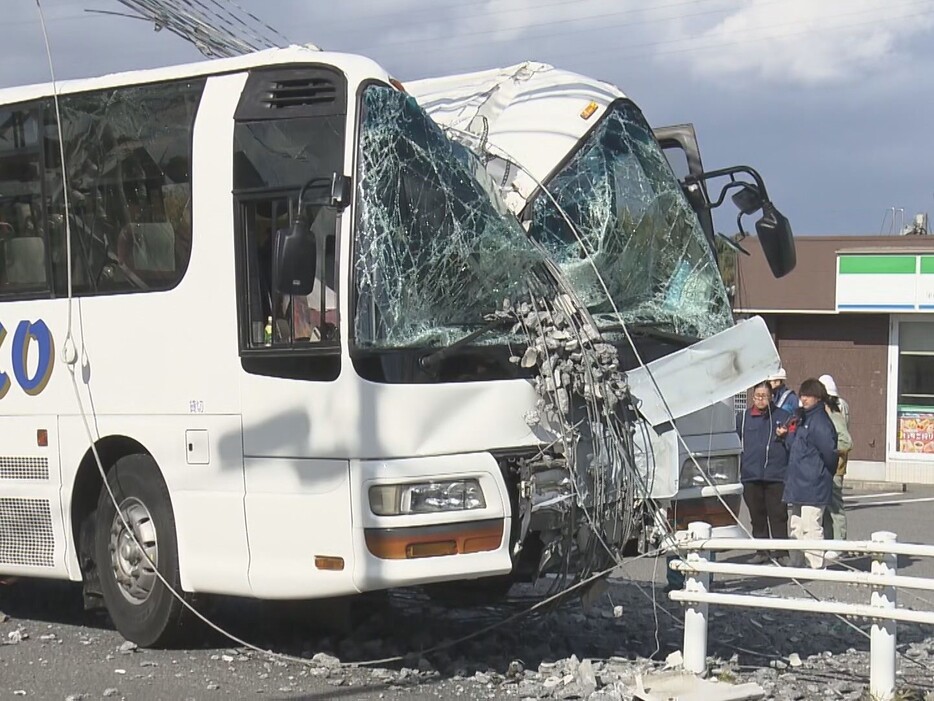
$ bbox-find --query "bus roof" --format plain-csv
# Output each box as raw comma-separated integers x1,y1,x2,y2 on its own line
0,45,389,105
408,62,628,204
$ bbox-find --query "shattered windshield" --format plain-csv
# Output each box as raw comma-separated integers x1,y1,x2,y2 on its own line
528,100,732,339
353,84,544,349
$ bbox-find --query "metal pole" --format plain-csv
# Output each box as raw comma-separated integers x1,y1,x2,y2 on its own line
683,521,711,675
670,557,934,592
674,536,934,559
870,531,897,701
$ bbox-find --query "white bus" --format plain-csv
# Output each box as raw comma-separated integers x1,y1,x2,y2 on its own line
0,46,778,648
408,62,796,541
0,46,551,645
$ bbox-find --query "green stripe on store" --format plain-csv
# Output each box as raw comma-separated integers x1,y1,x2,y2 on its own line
838,255,916,274
921,257,934,274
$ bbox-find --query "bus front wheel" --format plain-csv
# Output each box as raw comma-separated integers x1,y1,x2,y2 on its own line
94,455,192,647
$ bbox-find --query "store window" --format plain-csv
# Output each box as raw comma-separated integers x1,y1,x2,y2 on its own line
896,321,934,454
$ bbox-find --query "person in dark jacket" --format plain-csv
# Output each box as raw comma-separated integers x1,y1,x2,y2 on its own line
738,381,792,564
777,378,839,569
768,367,799,415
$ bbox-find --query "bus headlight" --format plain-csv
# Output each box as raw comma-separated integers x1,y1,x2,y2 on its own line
679,456,739,490
369,479,486,516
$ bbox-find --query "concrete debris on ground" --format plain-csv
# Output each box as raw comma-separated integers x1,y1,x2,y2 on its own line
633,670,765,701
2,577,934,699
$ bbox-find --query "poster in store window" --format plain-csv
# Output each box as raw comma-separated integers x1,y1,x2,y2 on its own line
897,408,934,453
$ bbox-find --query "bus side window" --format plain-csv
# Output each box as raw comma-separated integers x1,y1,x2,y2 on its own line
239,197,290,345
44,80,204,296
238,197,339,348
0,107,49,297
291,211,338,343
233,112,344,352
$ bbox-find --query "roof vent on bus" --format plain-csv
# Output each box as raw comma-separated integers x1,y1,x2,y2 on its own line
264,78,336,110
236,68,346,121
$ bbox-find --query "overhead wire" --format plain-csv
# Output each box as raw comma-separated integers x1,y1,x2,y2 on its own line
74,0,934,81
98,0,291,57
284,0,712,38
89,1,934,677
40,0,934,680
54,0,714,43
440,126,934,676
32,0,686,672
318,0,739,51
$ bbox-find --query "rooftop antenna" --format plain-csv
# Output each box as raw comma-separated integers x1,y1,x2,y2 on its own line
901,212,929,236
879,206,905,235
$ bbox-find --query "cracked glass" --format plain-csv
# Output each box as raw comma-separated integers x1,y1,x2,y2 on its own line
353,84,545,349
46,80,205,296
528,101,733,339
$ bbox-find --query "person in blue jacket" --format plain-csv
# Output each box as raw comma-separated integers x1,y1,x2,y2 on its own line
738,381,793,564
767,367,799,415
777,378,838,569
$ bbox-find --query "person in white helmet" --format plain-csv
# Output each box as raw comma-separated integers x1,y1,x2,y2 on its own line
767,368,799,414
819,374,850,543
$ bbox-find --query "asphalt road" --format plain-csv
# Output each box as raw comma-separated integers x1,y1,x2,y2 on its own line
2,483,933,700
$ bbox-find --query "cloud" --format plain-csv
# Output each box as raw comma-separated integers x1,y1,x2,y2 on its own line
13,1,929,89
5,0,934,95
308,0,934,86
620,0,934,85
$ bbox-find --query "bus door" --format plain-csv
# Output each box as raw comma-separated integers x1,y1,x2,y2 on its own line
231,66,354,596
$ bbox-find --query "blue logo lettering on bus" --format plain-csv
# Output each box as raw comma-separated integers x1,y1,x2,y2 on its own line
0,319,55,398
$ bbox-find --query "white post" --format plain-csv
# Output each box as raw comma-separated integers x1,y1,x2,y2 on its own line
870,530,897,701
683,521,712,675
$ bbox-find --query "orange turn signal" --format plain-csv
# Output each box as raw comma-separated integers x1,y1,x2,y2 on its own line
365,519,504,560
314,556,345,571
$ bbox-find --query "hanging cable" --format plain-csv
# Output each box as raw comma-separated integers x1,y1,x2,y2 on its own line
438,126,934,675
31,2,685,670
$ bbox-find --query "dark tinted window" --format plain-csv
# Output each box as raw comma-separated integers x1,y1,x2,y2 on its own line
234,116,344,192
46,79,205,295
234,117,343,351
0,107,48,297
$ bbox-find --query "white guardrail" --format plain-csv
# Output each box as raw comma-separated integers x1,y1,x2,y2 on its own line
668,521,934,701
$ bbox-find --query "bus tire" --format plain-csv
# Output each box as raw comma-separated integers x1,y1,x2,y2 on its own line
94,455,191,647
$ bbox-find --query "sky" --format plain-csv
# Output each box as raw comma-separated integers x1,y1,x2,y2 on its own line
5,0,934,236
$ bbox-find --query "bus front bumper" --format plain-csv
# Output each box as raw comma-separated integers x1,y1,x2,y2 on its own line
351,452,514,592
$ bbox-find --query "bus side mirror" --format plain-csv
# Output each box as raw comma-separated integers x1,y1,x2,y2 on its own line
329,173,352,209
272,218,317,296
756,202,796,278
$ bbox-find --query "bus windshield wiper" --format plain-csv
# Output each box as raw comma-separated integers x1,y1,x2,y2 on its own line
599,321,699,347
419,317,515,370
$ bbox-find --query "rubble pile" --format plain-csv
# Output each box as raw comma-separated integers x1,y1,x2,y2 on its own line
3,578,934,699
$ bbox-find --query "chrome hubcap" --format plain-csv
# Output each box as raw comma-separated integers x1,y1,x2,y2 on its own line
109,498,158,605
